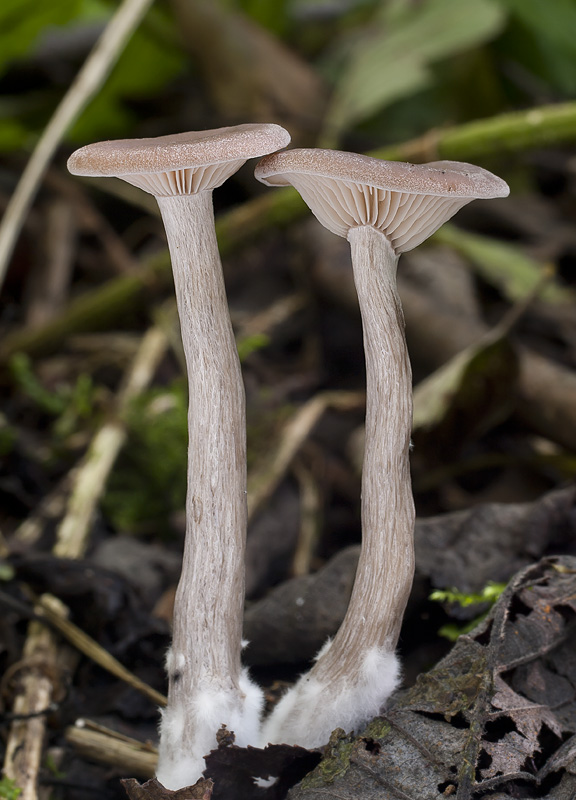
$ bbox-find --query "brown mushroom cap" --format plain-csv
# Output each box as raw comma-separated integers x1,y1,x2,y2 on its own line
68,123,291,197
255,149,509,253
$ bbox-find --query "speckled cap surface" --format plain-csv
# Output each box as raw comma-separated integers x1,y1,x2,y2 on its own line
255,149,509,199
69,124,291,176
255,148,509,252
68,123,291,196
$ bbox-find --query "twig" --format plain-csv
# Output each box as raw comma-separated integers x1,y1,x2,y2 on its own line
34,595,167,707
233,292,307,338
3,324,167,799
46,169,140,275
54,325,168,558
4,100,576,364
291,457,322,578
374,101,576,163
65,720,157,778
24,200,77,328
247,391,364,521
12,472,75,549
0,0,155,291
3,596,74,800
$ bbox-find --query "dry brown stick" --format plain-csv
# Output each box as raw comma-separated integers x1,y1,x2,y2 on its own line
54,325,167,558
3,596,73,800
46,169,140,275
291,457,322,578
35,595,166,707
3,324,168,798
12,472,76,550
65,720,157,778
0,0,155,290
233,292,307,339
25,199,77,328
247,390,364,521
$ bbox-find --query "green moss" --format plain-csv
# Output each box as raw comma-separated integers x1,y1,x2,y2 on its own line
360,718,392,741
300,729,355,789
103,380,188,535
8,353,96,441
405,639,488,718
0,777,22,800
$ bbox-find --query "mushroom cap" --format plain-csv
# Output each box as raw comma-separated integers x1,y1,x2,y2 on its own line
255,148,509,252
68,123,291,196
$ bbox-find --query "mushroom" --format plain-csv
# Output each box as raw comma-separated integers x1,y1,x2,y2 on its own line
68,123,291,790
255,149,509,748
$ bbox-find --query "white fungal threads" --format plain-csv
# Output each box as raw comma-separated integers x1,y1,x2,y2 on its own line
261,645,401,748
157,668,264,789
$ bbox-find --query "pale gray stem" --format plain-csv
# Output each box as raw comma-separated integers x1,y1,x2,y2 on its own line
314,224,415,683
261,225,415,748
156,192,249,783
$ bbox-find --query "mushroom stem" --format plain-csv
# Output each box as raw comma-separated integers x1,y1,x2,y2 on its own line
155,192,261,789
261,225,414,748
332,224,415,661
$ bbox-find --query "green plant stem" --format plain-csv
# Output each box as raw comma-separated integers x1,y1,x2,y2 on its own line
373,101,576,162
2,100,576,365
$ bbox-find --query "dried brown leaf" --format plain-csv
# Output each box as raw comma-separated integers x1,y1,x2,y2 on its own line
122,776,213,800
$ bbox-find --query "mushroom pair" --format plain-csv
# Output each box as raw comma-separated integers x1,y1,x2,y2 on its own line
68,128,508,789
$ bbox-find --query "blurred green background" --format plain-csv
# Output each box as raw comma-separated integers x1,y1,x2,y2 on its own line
2,0,576,156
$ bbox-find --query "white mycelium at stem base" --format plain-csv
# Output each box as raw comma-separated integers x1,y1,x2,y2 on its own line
155,192,263,788
255,148,509,748
261,226,413,747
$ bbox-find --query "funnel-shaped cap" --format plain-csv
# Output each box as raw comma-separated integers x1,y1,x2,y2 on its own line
255,149,509,253
68,123,291,197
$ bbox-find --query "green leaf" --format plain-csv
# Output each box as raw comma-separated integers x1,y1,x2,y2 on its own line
69,9,185,141
0,0,184,147
104,383,188,534
495,0,576,93
237,333,270,362
0,119,31,152
0,0,84,77
434,225,574,305
0,776,22,800
324,0,505,141
412,333,518,444
9,353,66,416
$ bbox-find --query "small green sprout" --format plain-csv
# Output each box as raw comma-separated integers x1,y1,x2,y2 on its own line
237,333,270,362
430,581,506,641
0,777,22,800
430,581,506,608
9,353,95,439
